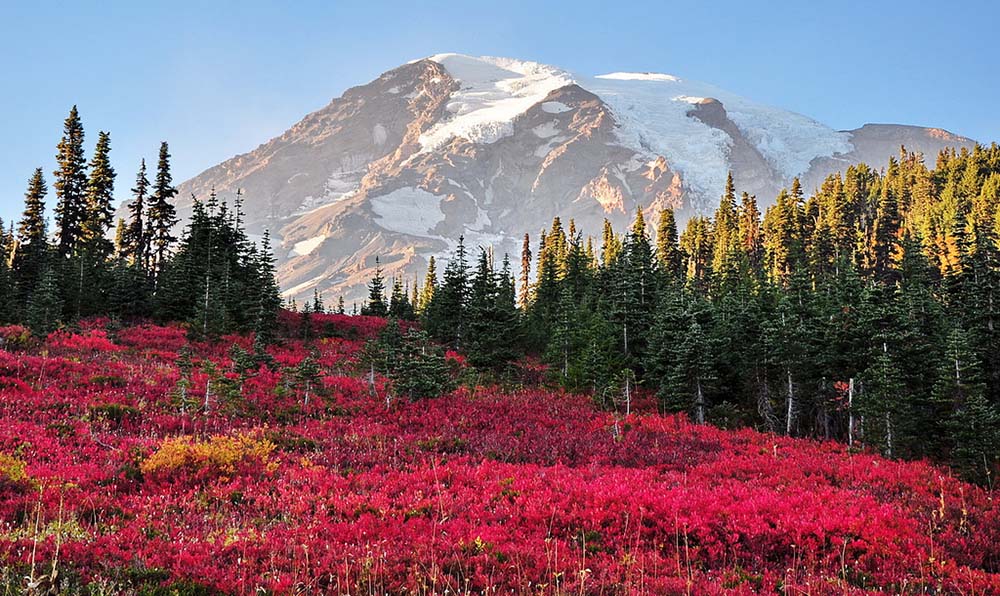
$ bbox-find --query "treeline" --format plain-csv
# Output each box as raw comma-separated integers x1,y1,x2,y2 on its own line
0,107,282,339
360,144,1000,483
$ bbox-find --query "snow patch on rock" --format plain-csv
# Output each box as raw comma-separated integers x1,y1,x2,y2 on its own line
532,121,561,138
373,124,388,146
290,235,326,257
541,101,572,114
370,187,446,237
281,274,327,298
535,136,568,158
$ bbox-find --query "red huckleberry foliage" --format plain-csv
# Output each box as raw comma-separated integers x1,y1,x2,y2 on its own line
0,315,998,594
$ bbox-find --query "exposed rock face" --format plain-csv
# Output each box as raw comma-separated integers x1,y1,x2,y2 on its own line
164,54,976,303
799,124,975,192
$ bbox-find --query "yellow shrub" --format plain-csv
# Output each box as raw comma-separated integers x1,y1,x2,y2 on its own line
141,432,276,478
0,453,28,486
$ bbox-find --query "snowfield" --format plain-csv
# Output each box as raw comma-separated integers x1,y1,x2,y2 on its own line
421,54,852,199
370,187,447,237
289,234,326,257
419,54,574,152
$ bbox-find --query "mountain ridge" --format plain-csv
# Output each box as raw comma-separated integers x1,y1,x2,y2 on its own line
164,54,976,302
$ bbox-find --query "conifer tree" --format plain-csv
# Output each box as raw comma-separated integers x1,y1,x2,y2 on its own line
81,131,116,257
600,219,621,267
947,391,1000,485
646,284,688,398
738,192,763,272
655,208,682,279
775,270,815,436
113,218,126,258
362,257,388,317
712,172,741,282
388,277,414,320
465,249,519,370
0,220,11,323
107,251,153,319
665,317,716,424
409,276,419,313
497,253,519,325
679,216,714,287
53,106,88,256
253,229,283,344
147,142,178,277
926,325,1000,482
546,217,568,275
864,165,903,284
519,232,532,309
364,319,452,401
312,288,325,314
425,237,469,348
418,256,437,315
930,327,986,458
27,266,64,335
762,188,805,285
122,159,150,269
13,168,49,302
859,341,905,456
955,217,1000,404
615,207,656,361
545,283,580,382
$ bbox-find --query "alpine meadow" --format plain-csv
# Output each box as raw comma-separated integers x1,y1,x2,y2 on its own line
2,2,1000,594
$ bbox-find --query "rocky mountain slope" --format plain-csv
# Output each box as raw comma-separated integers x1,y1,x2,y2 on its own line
170,54,975,302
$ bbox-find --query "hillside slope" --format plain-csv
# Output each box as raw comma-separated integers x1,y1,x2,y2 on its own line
0,316,998,594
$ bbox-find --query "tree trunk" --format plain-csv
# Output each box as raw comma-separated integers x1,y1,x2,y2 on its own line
885,411,893,458
785,370,795,436
624,373,632,417
847,377,855,447
695,378,705,424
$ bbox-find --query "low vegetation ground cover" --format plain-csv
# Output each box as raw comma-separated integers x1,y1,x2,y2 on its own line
0,313,998,594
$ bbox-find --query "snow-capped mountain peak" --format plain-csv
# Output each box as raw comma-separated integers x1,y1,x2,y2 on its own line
166,54,975,302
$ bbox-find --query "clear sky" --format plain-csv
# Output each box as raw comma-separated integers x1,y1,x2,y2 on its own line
1,0,997,224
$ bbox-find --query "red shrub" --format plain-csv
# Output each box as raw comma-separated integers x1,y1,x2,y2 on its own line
0,322,997,594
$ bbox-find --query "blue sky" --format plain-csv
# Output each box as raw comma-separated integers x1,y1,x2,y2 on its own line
1,0,997,223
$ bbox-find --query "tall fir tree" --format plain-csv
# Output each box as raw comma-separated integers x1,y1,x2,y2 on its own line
122,159,150,269
253,229,283,346
147,142,178,278
519,232,532,309
665,317,716,424
362,257,388,317
388,277,414,320
425,236,469,349
418,256,437,315
81,131,116,257
13,168,50,303
655,208,682,280
53,106,88,257
27,266,64,335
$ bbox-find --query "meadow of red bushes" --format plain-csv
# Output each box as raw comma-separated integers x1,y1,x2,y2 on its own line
1,312,999,594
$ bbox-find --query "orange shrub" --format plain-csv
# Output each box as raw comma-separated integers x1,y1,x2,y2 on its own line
141,432,276,481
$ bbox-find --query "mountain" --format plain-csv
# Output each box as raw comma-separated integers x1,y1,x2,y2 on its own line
171,54,975,302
